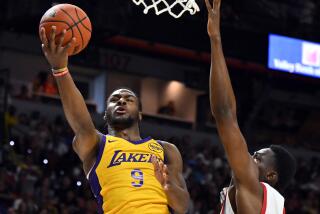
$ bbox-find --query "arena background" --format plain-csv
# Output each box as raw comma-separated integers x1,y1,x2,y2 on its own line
1,0,320,213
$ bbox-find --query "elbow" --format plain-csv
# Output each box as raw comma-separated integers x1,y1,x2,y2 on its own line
211,107,236,122
210,99,236,122
173,193,190,214
173,204,189,214
181,203,190,214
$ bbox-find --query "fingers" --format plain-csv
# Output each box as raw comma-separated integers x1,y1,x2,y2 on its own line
151,155,160,172
62,37,76,54
49,26,57,50
151,155,170,189
159,159,164,170
213,0,221,10
40,27,48,47
41,44,48,55
212,0,221,14
204,0,212,12
73,44,80,54
162,165,169,190
205,0,221,15
151,155,165,173
40,28,49,54
56,29,66,51
151,155,157,166
163,164,168,175
162,164,168,180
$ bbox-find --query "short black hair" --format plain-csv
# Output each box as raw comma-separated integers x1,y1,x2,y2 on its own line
270,145,296,191
108,87,142,111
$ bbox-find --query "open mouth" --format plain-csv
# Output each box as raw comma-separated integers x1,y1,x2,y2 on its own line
115,106,127,114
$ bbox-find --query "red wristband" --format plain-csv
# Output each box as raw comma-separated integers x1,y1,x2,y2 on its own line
52,68,69,77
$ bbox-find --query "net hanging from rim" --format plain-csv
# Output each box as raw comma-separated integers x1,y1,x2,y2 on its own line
132,0,200,18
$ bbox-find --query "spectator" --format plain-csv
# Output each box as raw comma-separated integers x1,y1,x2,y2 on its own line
15,85,30,100
32,71,47,94
42,74,58,95
158,100,176,116
1,107,320,213
4,105,18,139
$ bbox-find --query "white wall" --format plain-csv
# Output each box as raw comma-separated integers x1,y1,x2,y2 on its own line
106,72,142,97
140,78,161,115
0,49,105,110
0,50,100,80
0,50,49,82
140,78,203,122
160,80,202,122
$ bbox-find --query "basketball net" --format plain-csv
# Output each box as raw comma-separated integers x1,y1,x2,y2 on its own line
132,0,200,18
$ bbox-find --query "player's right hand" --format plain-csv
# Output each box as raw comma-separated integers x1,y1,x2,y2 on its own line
40,26,76,69
151,155,170,191
205,0,221,39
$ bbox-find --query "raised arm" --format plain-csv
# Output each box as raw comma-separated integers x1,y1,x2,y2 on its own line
40,26,99,171
205,0,259,188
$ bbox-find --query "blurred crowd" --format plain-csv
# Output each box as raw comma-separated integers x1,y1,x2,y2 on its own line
13,72,58,101
170,135,320,214
1,108,97,214
1,105,320,214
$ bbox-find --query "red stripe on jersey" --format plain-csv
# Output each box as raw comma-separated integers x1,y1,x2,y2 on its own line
260,183,267,214
220,197,226,214
283,207,286,214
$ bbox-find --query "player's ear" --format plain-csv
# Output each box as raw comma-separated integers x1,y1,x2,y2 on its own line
139,112,143,121
266,170,278,186
103,111,107,121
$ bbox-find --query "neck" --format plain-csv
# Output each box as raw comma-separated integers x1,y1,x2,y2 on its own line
108,123,141,141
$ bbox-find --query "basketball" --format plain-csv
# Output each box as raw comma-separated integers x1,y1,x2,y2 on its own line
39,4,92,56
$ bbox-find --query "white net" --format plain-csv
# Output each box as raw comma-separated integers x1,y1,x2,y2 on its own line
132,0,200,18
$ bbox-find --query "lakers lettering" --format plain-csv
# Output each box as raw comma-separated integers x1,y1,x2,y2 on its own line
108,150,153,168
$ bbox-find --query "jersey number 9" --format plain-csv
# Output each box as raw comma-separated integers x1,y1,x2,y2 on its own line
131,169,144,187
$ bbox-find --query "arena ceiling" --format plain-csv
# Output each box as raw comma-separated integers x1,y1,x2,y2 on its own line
1,0,319,64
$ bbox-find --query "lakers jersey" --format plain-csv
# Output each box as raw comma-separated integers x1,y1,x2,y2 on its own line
87,135,170,214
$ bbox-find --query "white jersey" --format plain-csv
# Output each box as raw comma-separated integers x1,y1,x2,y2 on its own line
220,182,286,214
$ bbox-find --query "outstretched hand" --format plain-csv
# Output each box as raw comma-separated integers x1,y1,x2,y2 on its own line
40,26,76,69
151,155,170,191
205,0,221,39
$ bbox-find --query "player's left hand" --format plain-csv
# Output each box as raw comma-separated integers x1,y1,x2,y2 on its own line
151,155,170,191
40,26,76,69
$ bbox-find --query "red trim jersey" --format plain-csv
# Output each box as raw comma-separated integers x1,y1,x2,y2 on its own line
220,182,286,214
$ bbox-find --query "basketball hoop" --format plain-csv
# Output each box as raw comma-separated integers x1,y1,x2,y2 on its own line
132,0,200,18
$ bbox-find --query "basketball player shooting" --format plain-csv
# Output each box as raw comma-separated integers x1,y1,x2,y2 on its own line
39,26,189,214
205,0,297,213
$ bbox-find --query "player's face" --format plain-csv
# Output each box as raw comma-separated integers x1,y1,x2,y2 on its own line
252,148,277,183
105,89,140,129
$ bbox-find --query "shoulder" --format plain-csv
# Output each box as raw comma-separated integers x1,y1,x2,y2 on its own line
156,140,180,154
261,182,284,198
72,131,105,151
72,131,105,169
156,140,182,165
260,182,285,213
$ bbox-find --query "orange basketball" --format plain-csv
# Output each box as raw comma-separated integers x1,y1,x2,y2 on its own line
39,4,92,56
